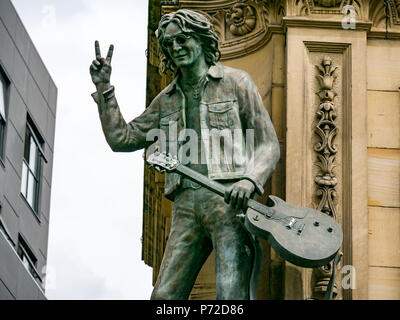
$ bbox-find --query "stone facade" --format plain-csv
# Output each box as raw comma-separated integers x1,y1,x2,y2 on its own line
142,0,400,300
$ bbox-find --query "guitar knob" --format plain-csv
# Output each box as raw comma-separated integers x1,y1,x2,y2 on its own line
252,215,259,221
327,227,333,233
314,221,320,227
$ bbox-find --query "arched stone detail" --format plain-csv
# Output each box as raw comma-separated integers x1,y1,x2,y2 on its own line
314,0,342,6
286,0,370,18
369,0,388,28
304,0,352,15
387,0,400,25
160,0,285,60
368,0,400,29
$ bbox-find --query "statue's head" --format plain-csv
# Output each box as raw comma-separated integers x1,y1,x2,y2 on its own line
156,9,220,72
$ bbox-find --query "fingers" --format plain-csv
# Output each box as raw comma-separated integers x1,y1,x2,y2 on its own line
229,188,239,209
235,190,244,211
95,40,101,59
243,191,250,210
224,186,233,204
106,44,114,62
90,59,101,73
90,64,97,73
95,41,114,62
226,186,251,211
92,59,101,68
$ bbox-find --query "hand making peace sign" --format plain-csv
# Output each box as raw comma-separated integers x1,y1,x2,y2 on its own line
89,40,114,87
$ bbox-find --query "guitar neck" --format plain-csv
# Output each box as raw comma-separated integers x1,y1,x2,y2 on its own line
175,164,226,197
175,164,271,217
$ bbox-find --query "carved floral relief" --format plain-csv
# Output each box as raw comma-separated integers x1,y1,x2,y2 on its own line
314,56,339,218
226,2,257,36
311,55,341,299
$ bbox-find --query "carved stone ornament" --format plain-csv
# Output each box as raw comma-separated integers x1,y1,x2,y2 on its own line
312,56,340,300
226,2,257,36
161,0,285,60
388,0,400,25
303,0,352,15
314,0,342,7
314,56,339,218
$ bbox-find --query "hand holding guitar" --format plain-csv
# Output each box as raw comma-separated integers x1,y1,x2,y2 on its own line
146,152,343,269
224,180,255,211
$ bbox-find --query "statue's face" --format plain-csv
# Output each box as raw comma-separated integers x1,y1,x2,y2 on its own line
163,22,203,69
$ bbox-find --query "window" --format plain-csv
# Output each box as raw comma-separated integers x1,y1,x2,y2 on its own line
0,70,8,161
20,119,45,215
0,216,15,247
17,235,42,285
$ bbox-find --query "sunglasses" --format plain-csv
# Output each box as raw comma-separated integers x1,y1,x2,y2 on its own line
162,34,192,49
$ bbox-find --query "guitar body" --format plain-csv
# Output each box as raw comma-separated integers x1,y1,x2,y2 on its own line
245,196,343,268
146,152,343,269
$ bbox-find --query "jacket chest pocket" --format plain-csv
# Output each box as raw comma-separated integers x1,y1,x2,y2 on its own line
207,101,238,129
160,110,181,141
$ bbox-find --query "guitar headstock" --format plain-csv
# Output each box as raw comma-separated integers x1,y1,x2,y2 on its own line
146,152,180,173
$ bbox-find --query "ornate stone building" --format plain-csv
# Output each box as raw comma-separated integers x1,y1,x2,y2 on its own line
142,0,400,300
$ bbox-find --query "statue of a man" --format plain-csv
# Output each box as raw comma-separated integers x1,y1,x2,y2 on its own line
90,9,280,300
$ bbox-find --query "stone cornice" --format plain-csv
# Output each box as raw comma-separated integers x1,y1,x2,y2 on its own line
159,1,400,62
367,29,400,40
282,16,372,32
284,17,400,40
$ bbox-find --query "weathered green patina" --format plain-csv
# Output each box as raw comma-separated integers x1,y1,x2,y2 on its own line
90,9,280,300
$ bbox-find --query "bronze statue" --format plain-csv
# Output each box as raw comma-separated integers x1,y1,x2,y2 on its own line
90,9,280,300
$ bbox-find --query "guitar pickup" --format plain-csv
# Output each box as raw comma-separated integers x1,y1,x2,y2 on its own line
286,218,297,229
297,223,305,234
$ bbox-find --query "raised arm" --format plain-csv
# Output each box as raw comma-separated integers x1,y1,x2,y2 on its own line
90,41,159,152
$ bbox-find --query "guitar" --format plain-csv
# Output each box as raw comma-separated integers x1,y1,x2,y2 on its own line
146,152,343,268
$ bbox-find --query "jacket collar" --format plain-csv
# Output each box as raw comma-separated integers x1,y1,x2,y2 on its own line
165,64,224,95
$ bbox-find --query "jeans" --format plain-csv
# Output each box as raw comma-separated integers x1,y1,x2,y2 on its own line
151,186,254,300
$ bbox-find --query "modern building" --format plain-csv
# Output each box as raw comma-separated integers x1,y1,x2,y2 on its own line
142,0,400,300
0,0,56,300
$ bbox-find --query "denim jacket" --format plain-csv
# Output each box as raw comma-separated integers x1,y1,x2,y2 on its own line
92,64,280,200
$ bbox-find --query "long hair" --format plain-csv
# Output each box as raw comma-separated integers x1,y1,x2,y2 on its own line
156,9,221,73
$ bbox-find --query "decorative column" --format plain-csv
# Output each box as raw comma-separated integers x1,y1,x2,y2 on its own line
314,56,338,218
311,56,339,299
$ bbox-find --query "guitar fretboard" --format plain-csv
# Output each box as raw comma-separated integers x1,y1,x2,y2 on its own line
176,164,274,218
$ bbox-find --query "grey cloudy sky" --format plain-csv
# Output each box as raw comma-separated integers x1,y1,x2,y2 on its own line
11,0,154,299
